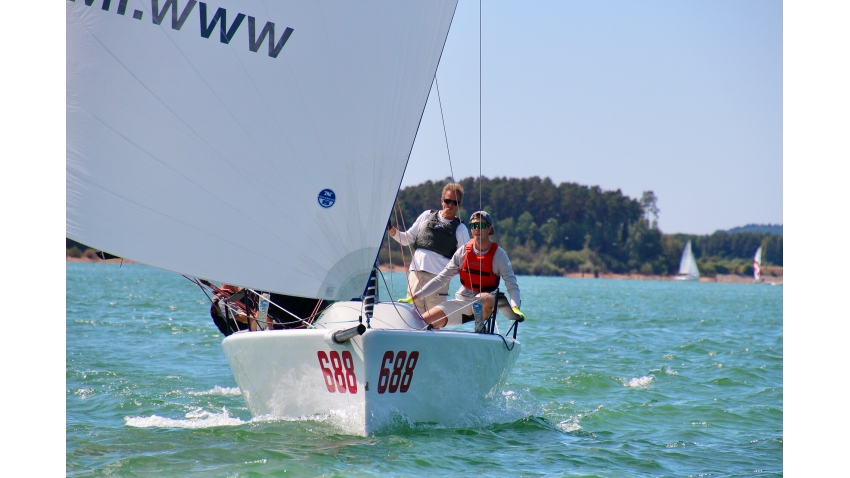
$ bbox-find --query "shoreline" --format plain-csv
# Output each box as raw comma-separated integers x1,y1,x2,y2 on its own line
66,257,781,284
378,264,781,284
66,256,138,264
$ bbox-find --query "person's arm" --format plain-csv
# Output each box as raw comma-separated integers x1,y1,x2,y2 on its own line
455,222,470,250
413,247,463,299
388,211,429,246
493,248,521,308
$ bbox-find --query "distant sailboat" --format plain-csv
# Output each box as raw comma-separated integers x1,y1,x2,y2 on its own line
753,246,763,283
675,241,700,281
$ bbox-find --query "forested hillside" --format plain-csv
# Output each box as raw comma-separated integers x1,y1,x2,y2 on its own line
379,176,782,277
67,176,782,278
722,224,783,235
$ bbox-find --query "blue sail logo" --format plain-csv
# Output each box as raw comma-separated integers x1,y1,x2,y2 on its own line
318,189,336,208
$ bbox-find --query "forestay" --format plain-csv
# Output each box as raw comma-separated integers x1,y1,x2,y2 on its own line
66,0,458,301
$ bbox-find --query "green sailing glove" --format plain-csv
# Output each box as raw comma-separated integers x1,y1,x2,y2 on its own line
511,306,526,321
397,297,414,305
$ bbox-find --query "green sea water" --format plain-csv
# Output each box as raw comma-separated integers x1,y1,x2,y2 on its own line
66,263,782,476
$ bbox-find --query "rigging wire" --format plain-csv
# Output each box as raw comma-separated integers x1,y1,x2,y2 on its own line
386,226,394,293
376,269,422,329
477,0,483,304
394,197,421,298
184,275,213,303
434,76,455,182
187,275,320,330
474,0,485,233
245,288,317,329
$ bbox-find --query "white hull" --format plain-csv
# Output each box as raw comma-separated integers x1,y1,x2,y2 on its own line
222,302,521,435
674,275,699,281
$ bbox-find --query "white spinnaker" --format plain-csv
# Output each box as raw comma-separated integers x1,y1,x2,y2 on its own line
67,0,458,300
754,246,762,281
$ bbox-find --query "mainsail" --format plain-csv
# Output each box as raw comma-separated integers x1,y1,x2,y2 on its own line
753,246,762,281
66,0,458,301
677,241,699,279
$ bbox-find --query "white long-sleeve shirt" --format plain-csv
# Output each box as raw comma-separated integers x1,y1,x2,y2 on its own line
413,242,521,308
390,210,470,275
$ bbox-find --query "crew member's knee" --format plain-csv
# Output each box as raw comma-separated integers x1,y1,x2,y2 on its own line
421,307,447,327
477,292,495,309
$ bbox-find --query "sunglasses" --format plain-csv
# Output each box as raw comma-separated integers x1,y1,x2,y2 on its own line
470,222,490,230
442,198,459,206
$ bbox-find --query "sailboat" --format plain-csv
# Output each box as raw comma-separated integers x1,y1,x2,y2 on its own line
675,241,700,281
66,0,522,435
753,246,763,283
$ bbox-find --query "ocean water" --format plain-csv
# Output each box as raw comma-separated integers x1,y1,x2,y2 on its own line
67,263,782,476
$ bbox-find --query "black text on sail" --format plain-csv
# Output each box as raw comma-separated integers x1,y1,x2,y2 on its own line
69,0,294,58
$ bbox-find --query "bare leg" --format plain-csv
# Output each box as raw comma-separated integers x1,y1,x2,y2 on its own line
478,293,495,319
422,294,495,330
408,271,437,315
420,307,448,329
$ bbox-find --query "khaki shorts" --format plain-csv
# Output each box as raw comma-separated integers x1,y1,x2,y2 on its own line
407,270,449,314
434,297,477,327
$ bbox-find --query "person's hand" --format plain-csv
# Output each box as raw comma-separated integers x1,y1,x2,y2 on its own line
511,306,526,321
398,297,414,305
387,224,397,236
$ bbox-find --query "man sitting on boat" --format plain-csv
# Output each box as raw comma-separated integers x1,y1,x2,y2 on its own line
205,281,330,334
387,182,470,314
402,211,525,330
208,283,259,336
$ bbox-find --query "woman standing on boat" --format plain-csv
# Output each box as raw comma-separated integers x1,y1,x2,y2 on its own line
387,183,469,314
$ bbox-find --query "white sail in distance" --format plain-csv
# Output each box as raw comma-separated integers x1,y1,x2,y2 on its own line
677,241,700,279
67,0,458,300
753,246,762,281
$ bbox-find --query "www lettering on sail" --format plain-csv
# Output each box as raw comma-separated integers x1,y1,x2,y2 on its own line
69,0,294,58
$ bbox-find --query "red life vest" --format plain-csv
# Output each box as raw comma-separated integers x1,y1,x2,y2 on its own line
459,241,501,293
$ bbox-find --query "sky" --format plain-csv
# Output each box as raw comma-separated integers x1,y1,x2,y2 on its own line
403,0,782,235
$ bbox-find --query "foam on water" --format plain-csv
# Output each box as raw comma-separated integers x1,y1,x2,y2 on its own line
248,388,548,436
367,388,544,435
623,376,653,388
230,407,369,436
313,407,368,435
187,386,242,396
556,417,582,433
496,388,546,422
125,407,247,428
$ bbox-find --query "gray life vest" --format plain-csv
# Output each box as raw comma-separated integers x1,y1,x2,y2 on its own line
413,210,462,259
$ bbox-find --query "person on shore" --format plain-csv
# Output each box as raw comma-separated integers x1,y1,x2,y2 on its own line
388,183,470,314
404,211,525,330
